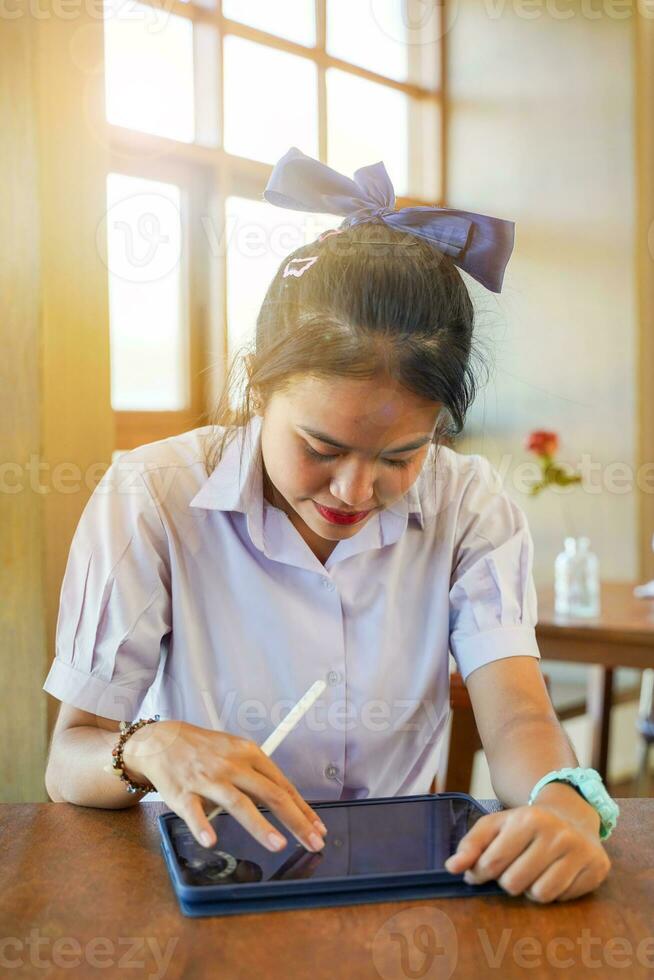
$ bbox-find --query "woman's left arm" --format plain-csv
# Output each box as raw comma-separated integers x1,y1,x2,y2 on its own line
443,655,612,903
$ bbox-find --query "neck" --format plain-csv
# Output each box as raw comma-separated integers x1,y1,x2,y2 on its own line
261,465,336,565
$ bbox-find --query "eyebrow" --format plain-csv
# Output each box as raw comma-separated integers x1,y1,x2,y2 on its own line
298,426,433,454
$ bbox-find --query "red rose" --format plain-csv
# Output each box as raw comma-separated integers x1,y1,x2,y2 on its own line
526,430,559,457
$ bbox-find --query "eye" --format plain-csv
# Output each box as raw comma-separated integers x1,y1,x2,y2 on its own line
304,446,412,469
304,446,340,462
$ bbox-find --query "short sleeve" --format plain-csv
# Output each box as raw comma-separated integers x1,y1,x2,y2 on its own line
43,452,172,721
448,455,540,683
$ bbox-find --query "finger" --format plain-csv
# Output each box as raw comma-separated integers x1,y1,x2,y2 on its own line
230,768,326,852
461,821,538,885
523,856,587,904
492,832,575,896
252,752,327,834
444,813,504,873
175,792,216,848
188,782,292,852
555,862,607,902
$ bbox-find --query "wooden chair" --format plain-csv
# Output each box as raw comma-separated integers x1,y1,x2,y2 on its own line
430,669,551,794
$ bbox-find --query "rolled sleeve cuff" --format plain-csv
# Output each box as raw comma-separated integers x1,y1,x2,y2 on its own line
450,625,541,683
42,658,151,722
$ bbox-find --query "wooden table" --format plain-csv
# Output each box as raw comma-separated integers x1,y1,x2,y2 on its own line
536,581,654,782
1,799,653,979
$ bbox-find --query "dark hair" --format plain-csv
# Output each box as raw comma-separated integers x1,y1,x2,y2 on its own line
205,221,484,474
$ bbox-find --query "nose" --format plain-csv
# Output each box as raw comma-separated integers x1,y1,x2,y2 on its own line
329,459,376,510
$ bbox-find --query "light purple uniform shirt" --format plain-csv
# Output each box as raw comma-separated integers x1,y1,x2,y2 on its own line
43,415,540,801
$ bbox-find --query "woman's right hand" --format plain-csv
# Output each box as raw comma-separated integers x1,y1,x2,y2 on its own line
122,719,327,853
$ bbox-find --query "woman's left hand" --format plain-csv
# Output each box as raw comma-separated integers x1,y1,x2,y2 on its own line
444,804,611,903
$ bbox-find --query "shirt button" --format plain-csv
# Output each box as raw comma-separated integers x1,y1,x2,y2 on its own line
321,578,335,591
327,670,340,686
324,764,339,781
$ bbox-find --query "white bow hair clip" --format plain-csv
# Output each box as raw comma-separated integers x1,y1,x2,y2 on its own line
282,256,319,279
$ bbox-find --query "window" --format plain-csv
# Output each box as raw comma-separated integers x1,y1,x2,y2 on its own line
102,0,445,450
223,37,319,164
104,0,195,142
105,174,187,412
327,0,411,82
222,0,316,46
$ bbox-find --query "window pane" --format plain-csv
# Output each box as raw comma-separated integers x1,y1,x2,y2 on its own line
222,0,315,46
225,196,334,357
105,174,188,411
327,0,408,81
104,0,195,142
327,69,410,197
223,37,318,164
327,0,441,86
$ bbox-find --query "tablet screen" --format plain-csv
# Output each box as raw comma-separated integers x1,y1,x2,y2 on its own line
167,796,486,888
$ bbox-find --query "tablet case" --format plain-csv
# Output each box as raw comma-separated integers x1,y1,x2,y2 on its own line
159,793,504,918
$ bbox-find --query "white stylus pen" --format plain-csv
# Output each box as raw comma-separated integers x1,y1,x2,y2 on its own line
206,678,327,822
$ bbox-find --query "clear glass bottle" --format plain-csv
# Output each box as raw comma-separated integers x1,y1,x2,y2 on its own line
554,537,601,617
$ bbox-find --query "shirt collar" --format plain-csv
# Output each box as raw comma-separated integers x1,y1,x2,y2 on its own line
189,415,425,536
190,415,265,516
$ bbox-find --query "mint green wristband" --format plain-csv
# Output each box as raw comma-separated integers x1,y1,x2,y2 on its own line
528,766,619,841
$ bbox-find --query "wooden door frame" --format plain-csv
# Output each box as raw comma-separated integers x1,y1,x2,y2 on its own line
2,14,114,799
635,14,654,582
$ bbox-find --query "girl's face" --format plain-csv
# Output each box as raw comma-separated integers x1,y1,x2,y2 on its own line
258,374,441,562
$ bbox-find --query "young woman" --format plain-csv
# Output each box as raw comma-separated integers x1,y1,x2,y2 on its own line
44,147,617,903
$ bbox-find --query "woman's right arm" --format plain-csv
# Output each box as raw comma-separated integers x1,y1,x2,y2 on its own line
45,704,327,853
45,704,151,809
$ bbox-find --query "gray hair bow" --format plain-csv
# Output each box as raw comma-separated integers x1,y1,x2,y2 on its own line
263,146,515,293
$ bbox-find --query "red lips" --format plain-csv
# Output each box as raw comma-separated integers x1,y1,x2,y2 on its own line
312,502,371,525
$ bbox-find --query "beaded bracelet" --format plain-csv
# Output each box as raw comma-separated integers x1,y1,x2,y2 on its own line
104,715,160,794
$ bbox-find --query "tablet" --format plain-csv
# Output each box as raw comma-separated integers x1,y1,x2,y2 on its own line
158,793,504,917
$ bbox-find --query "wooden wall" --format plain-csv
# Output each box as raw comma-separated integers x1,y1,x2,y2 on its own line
0,12,113,801
635,12,654,582
1,18,48,802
